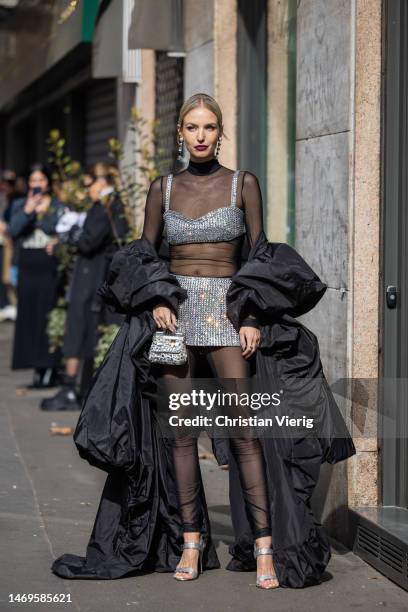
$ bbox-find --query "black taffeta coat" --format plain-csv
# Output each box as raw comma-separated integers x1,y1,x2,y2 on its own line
51,230,356,587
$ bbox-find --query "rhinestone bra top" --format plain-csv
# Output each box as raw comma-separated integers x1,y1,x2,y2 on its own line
163,170,245,245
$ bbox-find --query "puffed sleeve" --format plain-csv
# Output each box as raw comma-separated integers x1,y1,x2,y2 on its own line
227,239,327,330
141,176,164,250
97,238,187,315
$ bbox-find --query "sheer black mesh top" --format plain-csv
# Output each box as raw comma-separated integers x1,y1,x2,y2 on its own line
163,170,245,245
142,158,263,277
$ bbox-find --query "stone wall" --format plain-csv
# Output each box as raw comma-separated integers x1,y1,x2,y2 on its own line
295,0,382,542
184,0,215,98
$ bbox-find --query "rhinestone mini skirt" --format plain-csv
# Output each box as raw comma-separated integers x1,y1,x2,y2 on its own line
174,274,241,346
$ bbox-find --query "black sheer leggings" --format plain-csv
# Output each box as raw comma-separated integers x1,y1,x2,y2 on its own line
162,346,272,540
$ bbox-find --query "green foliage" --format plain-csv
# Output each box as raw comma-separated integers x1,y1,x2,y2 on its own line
107,106,163,241
45,108,161,370
46,298,67,354
47,129,90,212
94,325,120,370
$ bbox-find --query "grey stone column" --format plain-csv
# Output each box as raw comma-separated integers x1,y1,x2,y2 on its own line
295,0,352,543
183,0,215,98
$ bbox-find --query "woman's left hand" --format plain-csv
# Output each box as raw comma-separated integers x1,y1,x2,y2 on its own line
239,326,261,359
45,238,59,256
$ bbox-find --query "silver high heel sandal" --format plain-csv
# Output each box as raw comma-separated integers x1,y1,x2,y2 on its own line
173,538,204,581
253,544,279,589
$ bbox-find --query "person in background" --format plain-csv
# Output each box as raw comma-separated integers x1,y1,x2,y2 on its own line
0,215,12,319
0,170,21,322
40,164,129,411
1,170,28,294
8,163,64,388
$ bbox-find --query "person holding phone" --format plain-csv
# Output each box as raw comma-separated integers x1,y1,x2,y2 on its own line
40,164,129,411
8,163,65,388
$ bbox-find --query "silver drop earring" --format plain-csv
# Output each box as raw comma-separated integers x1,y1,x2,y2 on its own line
177,136,184,161
215,136,222,158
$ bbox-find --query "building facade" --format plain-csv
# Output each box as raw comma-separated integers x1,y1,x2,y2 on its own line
129,0,408,590
0,0,406,590
0,0,140,172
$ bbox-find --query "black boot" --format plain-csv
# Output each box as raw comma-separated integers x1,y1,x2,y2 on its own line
40,375,81,411
25,368,61,390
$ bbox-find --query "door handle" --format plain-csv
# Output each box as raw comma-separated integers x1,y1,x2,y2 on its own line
386,285,397,309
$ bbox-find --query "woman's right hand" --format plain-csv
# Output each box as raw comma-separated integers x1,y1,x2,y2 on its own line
24,190,41,214
152,303,177,332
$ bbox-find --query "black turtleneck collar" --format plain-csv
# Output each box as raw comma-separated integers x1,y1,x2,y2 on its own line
187,157,221,175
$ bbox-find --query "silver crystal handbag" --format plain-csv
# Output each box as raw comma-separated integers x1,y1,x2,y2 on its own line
147,330,188,366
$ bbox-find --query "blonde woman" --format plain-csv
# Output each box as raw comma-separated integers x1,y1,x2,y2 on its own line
51,94,355,590
143,96,275,587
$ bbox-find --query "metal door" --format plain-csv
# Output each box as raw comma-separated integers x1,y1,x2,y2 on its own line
381,0,408,508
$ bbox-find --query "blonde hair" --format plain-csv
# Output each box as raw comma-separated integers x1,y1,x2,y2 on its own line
177,93,225,137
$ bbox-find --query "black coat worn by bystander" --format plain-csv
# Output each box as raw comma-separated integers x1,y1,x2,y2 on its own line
62,198,129,360
51,231,355,588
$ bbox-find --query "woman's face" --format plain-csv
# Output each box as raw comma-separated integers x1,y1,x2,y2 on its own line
28,171,48,193
179,105,220,162
88,176,108,202
82,173,94,188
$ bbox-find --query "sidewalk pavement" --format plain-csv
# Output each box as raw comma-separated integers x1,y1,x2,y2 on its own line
0,323,407,612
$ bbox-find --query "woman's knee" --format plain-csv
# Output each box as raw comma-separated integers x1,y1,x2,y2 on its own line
169,435,198,452
230,436,263,456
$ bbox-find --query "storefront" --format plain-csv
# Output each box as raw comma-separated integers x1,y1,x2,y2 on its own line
0,0,117,172
128,0,184,175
